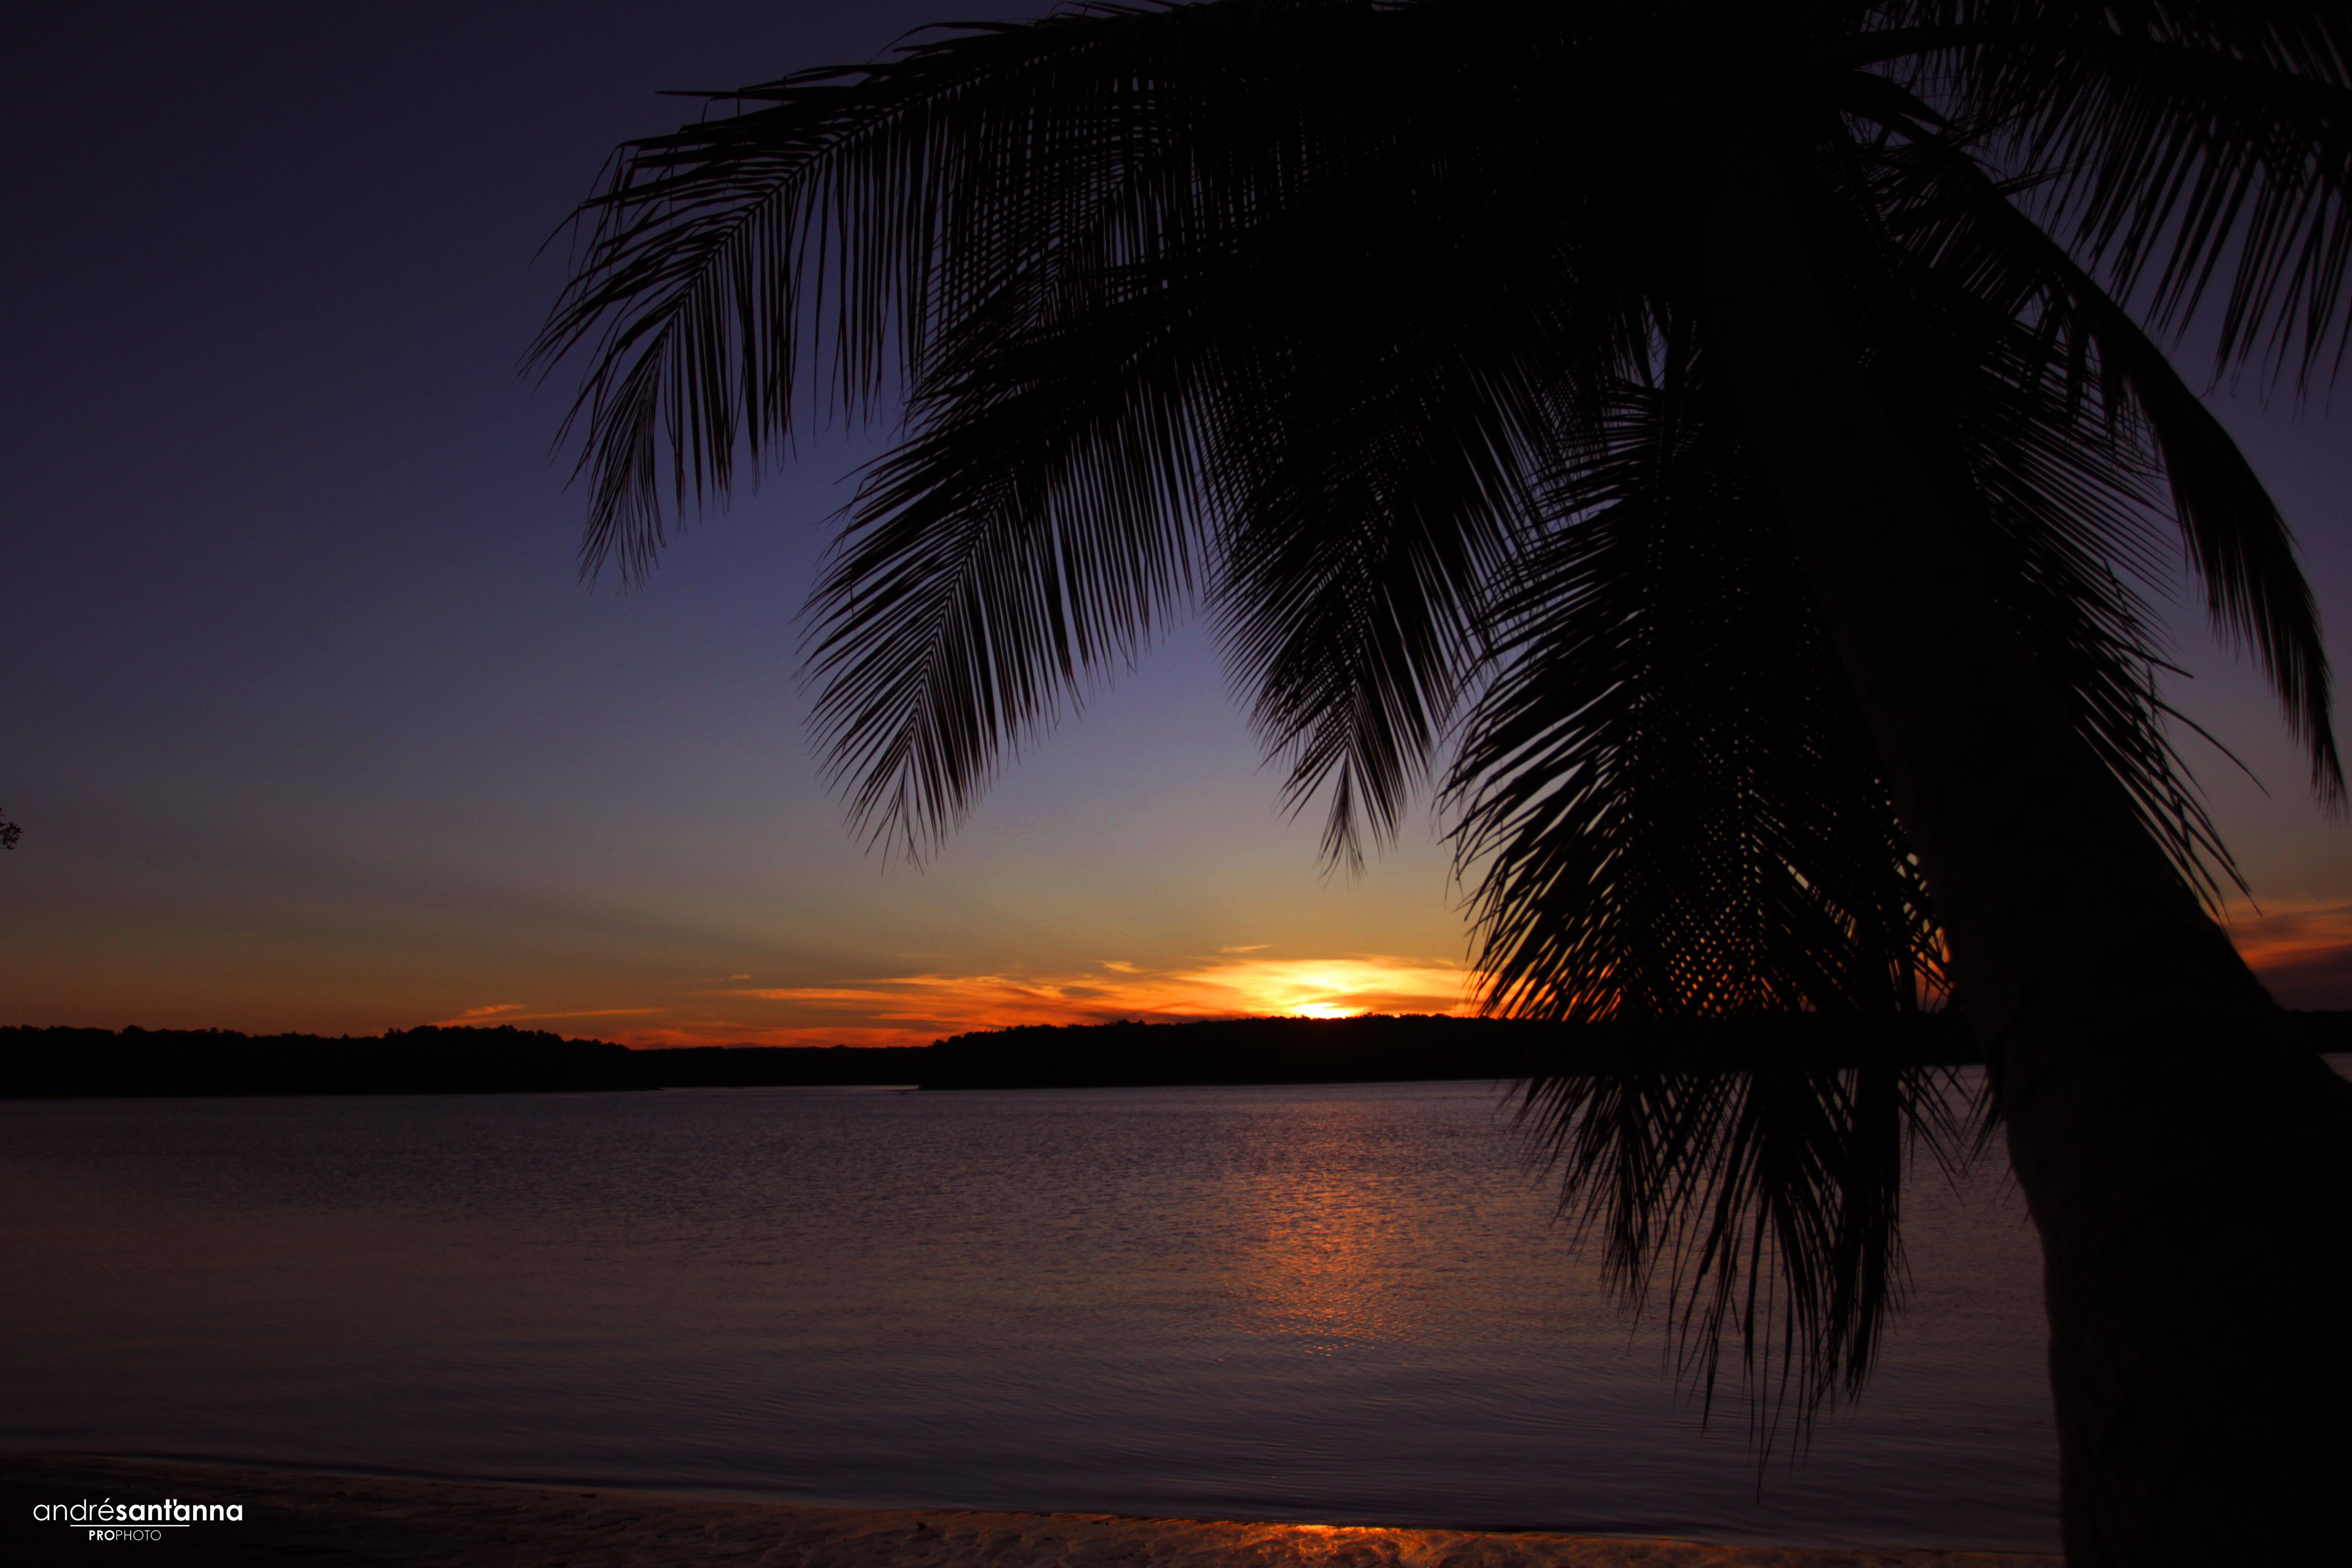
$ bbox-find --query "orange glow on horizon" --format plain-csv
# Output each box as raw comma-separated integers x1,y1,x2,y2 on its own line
489,951,1483,1049
425,902,2352,1050
2220,900,2352,1009
2225,900,2352,972
701,953,1472,1039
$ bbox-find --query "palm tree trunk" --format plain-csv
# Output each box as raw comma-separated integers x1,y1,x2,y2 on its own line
1702,145,2352,1564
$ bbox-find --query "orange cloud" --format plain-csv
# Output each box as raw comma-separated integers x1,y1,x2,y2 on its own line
617,952,1477,1049
2225,900,2352,1008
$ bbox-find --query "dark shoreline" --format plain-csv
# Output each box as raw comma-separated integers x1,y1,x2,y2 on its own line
6,1011,2343,1100
0,1455,2063,1567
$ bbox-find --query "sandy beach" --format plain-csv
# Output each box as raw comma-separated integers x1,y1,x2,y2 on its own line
2,1456,2060,1568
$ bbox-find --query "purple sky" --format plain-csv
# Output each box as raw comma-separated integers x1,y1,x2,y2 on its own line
5,1,2348,1045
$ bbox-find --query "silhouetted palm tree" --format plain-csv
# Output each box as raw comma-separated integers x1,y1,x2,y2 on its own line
536,4,2351,1557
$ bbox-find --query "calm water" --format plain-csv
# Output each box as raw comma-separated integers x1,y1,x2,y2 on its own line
0,1080,2054,1550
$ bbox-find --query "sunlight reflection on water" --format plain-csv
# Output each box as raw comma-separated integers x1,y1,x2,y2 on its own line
0,1079,2054,1550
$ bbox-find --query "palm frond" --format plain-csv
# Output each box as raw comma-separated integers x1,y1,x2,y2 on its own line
1201,178,1621,870
803,0,1670,861
804,285,1210,857
1872,122,2343,804
1446,116,2264,1425
1447,338,1945,1024
1517,1045,1978,1445
531,0,1386,582
1904,0,2352,389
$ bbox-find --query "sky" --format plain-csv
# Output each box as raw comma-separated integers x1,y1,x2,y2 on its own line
4,1,2349,1049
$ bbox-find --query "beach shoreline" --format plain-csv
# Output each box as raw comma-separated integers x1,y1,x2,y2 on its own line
2,1455,2060,1567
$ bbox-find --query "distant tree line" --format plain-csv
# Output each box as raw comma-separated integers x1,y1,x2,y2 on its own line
16,1010,2337,1100
0,1024,940,1098
0,1024,644,1098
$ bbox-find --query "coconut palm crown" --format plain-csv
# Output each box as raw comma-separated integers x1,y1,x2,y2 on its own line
535,3,2352,1560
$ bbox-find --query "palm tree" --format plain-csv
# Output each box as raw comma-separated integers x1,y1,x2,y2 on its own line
534,3,2352,1558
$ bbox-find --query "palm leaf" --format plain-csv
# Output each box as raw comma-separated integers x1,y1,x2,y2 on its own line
1900,0,2352,387
1517,1042,1978,1445
1869,119,2343,802
531,1,1389,582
